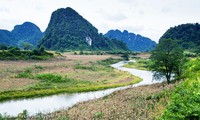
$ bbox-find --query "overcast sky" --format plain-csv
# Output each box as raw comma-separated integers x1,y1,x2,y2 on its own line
0,0,200,42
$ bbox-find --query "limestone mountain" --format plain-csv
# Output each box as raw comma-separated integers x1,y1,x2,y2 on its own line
0,29,17,46
104,29,156,52
11,22,43,46
38,7,128,51
160,23,200,50
0,22,43,47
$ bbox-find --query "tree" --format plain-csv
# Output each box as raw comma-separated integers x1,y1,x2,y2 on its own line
122,52,129,61
0,44,8,50
150,38,185,84
21,42,33,50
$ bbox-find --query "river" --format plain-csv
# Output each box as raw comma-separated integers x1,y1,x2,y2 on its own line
0,61,163,116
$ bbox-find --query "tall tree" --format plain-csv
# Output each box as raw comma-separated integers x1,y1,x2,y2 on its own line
150,38,184,84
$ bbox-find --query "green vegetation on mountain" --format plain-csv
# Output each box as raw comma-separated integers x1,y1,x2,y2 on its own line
0,30,17,46
12,22,43,46
160,23,200,52
104,29,156,52
38,7,128,51
0,22,43,48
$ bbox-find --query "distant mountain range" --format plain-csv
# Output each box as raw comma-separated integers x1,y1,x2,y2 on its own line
104,29,156,52
0,29,17,46
0,22,43,47
38,7,128,51
160,23,200,50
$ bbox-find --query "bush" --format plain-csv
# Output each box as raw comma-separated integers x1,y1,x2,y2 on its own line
35,74,67,83
161,58,200,119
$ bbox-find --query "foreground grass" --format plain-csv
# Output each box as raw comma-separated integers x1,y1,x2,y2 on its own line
26,83,174,120
0,55,141,102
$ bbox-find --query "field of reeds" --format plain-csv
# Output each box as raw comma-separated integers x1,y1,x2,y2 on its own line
0,53,141,101
23,83,173,120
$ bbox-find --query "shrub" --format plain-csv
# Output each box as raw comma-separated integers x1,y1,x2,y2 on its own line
35,74,66,83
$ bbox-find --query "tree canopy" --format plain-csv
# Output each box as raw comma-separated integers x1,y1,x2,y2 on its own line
150,38,185,84
160,23,200,52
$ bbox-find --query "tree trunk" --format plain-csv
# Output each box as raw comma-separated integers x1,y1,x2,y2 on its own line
166,74,171,84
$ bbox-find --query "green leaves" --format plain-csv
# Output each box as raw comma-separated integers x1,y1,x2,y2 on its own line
161,58,200,120
150,38,185,84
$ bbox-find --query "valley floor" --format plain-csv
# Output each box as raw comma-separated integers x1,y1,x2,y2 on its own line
0,53,141,101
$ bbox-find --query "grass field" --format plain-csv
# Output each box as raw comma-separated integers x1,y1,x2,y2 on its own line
0,53,141,101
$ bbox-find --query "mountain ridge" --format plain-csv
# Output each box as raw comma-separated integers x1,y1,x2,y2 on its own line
160,23,200,50
0,22,43,47
104,29,156,51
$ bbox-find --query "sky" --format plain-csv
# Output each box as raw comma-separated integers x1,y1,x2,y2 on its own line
0,0,200,42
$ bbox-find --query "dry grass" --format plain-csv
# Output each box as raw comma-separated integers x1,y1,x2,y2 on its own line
40,83,174,120
135,52,151,59
0,53,124,92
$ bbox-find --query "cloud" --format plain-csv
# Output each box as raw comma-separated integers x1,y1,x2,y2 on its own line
97,10,127,22
0,8,9,13
106,13,127,22
161,7,171,13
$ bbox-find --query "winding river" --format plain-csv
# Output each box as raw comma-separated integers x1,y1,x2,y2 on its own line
0,61,163,116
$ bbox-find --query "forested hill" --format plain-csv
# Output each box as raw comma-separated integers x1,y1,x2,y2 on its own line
37,7,128,51
0,29,17,46
11,22,43,46
160,23,200,50
0,22,43,47
104,29,156,52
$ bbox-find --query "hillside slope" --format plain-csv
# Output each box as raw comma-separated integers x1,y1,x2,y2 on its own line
160,23,200,50
105,29,156,52
38,7,128,51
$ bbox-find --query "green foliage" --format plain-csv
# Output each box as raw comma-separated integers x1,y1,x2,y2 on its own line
160,23,200,53
34,65,44,70
17,110,29,120
35,74,67,83
122,52,129,61
20,42,33,50
0,44,8,50
97,58,121,66
123,58,151,70
0,30,17,46
94,111,103,119
161,58,200,120
105,29,157,52
0,22,43,47
38,7,128,51
150,38,185,84
0,46,53,60
12,22,43,46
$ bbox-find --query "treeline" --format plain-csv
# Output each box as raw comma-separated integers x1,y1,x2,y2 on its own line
0,44,53,60
160,23,200,53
